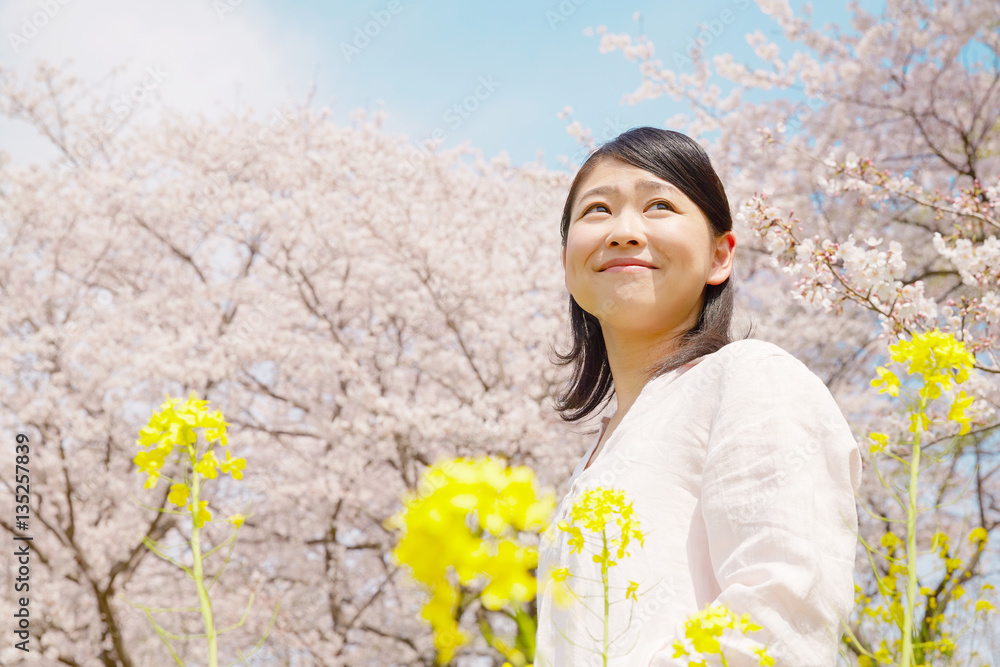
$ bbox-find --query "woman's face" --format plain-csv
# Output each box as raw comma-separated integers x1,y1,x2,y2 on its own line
562,157,735,335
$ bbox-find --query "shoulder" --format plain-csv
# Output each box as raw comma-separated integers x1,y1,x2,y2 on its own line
703,338,826,389
704,338,802,367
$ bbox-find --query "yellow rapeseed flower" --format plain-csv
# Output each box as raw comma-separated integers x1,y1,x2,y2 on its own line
871,367,901,396
563,487,645,563
423,588,468,664
168,483,189,507
672,602,772,666
540,564,574,610
220,450,246,480
880,532,901,551
869,432,889,454
134,449,167,489
134,392,246,538
908,411,930,434
626,580,639,602
194,450,220,479
386,456,555,664
479,541,537,611
753,646,776,666
948,391,974,434
873,330,977,438
134,392,242,489
188,500,212,528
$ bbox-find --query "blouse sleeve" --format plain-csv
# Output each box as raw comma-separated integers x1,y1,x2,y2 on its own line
649,349,863,667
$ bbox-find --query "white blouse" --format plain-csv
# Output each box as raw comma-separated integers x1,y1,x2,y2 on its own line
535,339,863,666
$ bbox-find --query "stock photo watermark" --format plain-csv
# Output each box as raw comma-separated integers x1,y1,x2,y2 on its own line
568,115,625,167
399,74,501,177
7,0,73,54
213,0,245,21
546,0,588,31
66,65,169,165
177,102,298,221
671,0,753,70
340,0,404,63
11,433,33,653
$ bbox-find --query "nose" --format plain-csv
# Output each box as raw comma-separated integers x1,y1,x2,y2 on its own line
606,208,646,247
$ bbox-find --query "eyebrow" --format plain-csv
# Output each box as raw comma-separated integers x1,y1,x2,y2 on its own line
577,179,681,205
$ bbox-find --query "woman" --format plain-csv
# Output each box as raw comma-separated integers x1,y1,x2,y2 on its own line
535,127,862,666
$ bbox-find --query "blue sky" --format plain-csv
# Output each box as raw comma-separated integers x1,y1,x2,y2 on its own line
260,0,883,170
0,0,884,172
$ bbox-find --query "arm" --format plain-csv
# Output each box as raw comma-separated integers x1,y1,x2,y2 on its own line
650,350,863,667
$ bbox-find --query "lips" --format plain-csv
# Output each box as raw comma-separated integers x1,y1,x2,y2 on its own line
598,257,657,271
602,264,655,273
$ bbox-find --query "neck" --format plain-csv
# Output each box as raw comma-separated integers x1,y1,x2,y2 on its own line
602,327,685,420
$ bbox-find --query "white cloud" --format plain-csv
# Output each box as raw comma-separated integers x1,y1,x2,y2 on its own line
0,0,321,165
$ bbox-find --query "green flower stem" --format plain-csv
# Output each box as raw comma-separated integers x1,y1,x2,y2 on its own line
512,605,535,660
900,397,927,667
190,471,219,667
475,609,500,650
601,528,609,667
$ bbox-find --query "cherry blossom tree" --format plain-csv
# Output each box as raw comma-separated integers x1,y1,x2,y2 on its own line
0,58,580,665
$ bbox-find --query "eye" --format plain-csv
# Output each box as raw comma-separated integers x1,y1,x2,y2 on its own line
582,203,610,215
581,200,675,216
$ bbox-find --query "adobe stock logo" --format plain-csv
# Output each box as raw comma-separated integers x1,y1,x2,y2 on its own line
670,0,753,71
7,0,73,53
398,74,501,178
62,65,169,166
545,0,587,31
340,0,404,63
213,0,245,21
568,116,625,167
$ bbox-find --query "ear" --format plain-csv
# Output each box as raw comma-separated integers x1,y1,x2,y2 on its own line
707,231,736,285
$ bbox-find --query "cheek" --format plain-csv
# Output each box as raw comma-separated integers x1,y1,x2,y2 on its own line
563,240,596,295
564,234,589,270
657,227,712,267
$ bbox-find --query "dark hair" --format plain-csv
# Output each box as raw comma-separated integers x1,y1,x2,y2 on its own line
548,126,754,423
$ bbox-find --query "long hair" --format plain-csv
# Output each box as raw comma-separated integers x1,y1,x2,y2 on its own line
548,127,754,423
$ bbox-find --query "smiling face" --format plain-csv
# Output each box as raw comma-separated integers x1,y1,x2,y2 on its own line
562,156,736,336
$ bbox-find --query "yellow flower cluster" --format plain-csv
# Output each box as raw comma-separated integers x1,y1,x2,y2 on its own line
869,329,977,437
858,331,989,667
385,457,555,665
546,487,649,662
134,392,246,528
558,487,645,567
671,601,774,666
859,532,909,629
854,527,994,665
